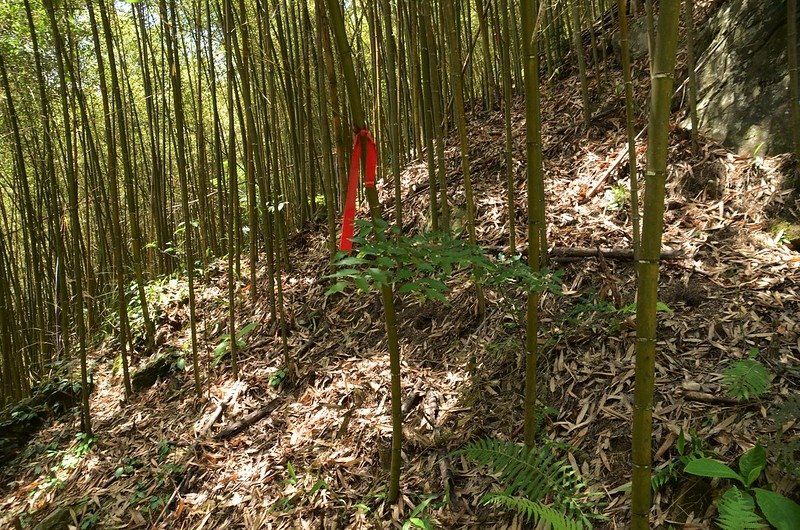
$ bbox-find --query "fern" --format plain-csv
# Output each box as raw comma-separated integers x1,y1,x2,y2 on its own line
651,461,680,490
716,487,767,530
461,438,599,527
483,493,584,530
771,394,800,479
722,356,770,400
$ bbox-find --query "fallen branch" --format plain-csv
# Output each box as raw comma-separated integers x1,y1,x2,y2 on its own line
681,390,745,406
488,245,682,261
549,246,681,260
402,390,423,417
582,126,648,203
215,394,285,440
215,381,306,440
197,383,242,437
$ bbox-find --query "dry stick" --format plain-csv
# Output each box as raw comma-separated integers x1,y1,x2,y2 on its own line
197,382,242,437
550,246,680,259
582,125,647,202
401,389,423,417
439,454,454,504
681,390,748,406
488,245,682,261
215,390,298,440
213,326,325,439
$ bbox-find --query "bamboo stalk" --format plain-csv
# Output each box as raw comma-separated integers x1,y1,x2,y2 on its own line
631,2,682,527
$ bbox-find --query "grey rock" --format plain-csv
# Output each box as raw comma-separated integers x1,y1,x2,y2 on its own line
691,0,797,155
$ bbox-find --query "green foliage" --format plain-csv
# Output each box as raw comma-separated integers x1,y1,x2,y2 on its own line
286,461,298,486
10,407,39,423
270,367,288,388
61,432,94,470
722,349,771,400
685,444,800,529
212,321,257,367
156,462,185,487
269,461,327,512
156,440,175,461
716,487,766,529
401,495,436,530
604,184,628,211
651,429,706,491
327,219,561,306
26,432,95,498
459,438,599,528
79,511,101,530
753,488,800,530
114,456,143,479
770,394,800,479
123,275,188,342
685,444,765,488
482,494,585,530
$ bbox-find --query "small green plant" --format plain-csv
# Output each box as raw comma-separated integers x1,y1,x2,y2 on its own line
605,184,629,211
459,438,600,529
401,495,436,530
770,394,800,479
685,444,800,529
145,494,169,512
770,222,792,245
286,461,298,486
80,511,101,529
269,462,327,513
114,457,143,479
156,440,175,461
270,367,288,388
722,348,771,400
10,407,40,423
61,432,94,470
651,428,706,491
326,219,561,306
156,463,185,486
213,321,257,367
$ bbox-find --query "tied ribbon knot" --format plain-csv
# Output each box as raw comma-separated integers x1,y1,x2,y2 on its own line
340,127,377,252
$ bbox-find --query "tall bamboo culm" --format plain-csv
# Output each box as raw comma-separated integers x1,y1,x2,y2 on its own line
521,0,548,449
324,0,404,504
617,0,641,253
631,2,682,528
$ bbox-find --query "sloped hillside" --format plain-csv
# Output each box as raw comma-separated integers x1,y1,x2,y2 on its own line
1,22,799,530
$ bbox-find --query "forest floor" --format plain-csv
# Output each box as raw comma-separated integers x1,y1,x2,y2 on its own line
2,53,800,529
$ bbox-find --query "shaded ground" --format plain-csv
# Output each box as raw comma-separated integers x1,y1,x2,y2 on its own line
2,39,799,530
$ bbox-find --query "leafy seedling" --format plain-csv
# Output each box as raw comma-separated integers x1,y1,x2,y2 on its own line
722,348,771,401
685,444,800,529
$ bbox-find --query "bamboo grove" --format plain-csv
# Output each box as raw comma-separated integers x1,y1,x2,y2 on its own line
0,0,706,525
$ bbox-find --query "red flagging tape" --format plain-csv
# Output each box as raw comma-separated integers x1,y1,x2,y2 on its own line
340,128,377,252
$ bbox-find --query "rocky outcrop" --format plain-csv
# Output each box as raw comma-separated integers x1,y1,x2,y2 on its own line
692,0,797,156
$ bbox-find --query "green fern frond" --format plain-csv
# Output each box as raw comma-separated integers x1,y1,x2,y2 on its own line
483,493,584,530
716,486,767,530
461,438,598,526
651,462,679,491
722,358,770,400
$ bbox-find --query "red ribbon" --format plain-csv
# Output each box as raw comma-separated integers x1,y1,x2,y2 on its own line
340,128,377,252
